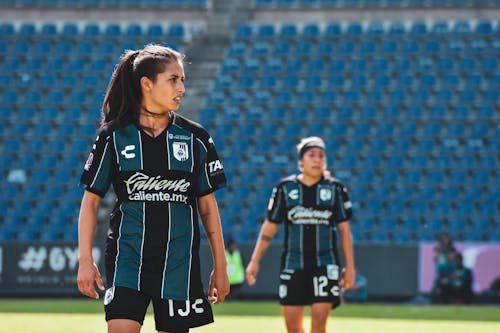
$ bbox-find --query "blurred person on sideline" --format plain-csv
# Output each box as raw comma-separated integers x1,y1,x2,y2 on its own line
77,44,229,333
432,232,459,303
225,238,245,300
246,136,355,333
448,252,473,304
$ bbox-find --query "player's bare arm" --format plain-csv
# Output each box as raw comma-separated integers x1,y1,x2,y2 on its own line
246,221,279,286
198,193,229,304
337,221,355,290
77,191,105,299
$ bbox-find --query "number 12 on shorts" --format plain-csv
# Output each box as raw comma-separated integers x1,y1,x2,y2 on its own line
313,276,329,297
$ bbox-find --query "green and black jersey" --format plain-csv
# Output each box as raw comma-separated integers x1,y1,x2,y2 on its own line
267,175,352,271
80,112,226,301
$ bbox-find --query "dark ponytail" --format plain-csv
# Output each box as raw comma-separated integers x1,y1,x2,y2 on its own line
101,50,141,128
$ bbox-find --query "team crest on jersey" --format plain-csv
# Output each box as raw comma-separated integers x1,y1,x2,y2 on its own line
320,188,332,201
173,142,189,162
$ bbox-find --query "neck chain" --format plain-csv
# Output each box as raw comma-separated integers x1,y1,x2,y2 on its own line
140,107,169,118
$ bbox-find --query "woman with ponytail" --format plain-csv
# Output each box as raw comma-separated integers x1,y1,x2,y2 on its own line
77,44,229,333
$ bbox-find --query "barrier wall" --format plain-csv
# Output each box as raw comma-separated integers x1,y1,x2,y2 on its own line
201,243,420,299
0,243,102,296
1,242,498,301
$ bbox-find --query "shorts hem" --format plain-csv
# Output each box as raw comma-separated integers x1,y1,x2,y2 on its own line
105,315,144,326
156,318,214,332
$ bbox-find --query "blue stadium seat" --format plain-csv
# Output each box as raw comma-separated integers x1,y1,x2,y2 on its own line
104,23,121,37
410,21,427,35
61,23,79,36
243,58,260,73
39,22,57,37
475,20,492,35
0,23,14,36
251,41,269,57
313,40,331,57
452,21,471,35
279,23,297,39
324,22,341,37
256,24,275,38
33,40,52,55
147,24,163,38
296,40,313,56
125,23,142,37
346,22,363,36
83,22,100,36
388,21,405,35
227,41,246,57
11,40,29,55
393,232,412,244
431,21,448,35
303,23,320,38
168,23,185,38
366,21,384,35
272,40,290,56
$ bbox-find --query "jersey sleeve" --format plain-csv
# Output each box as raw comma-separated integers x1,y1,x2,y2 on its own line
79,129,115,197
332,184,353,223
195,135,227,197
266,184,286,224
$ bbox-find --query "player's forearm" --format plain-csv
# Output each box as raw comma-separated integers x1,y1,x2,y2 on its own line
338,222,355,269
198,195,227,270
250,221,278,263
78,192,100,262
205,219,227,269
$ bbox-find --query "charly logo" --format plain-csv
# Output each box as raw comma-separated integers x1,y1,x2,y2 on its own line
173,142,189,162
279,284,287,298
104,286,115,306
123,172,190,203
288,189,299,200
121,145,136,159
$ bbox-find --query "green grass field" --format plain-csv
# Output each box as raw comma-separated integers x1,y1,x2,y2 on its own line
1,299,499,333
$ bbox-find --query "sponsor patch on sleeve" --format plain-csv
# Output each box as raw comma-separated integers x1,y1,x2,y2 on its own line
84,152,94,171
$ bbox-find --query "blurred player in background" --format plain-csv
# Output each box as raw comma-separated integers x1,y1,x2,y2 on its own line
77,44,229,333
225,238,246,300
246,136,355,333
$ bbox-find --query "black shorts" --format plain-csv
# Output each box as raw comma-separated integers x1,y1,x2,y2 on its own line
278,265,341,308
104,286,214,332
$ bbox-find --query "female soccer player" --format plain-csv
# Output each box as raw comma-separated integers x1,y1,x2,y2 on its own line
77,44,229,333
246,136,355,333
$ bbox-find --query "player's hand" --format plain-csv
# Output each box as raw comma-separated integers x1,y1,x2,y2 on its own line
245,260,259,286
339,266,355,291
77,259,104,299
208,268,230,304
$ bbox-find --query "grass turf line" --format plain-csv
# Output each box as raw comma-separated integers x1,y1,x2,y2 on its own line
1,313,500,333
0,299,499,322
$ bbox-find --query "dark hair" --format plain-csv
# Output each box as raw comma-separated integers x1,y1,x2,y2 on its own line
100,44,184,128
